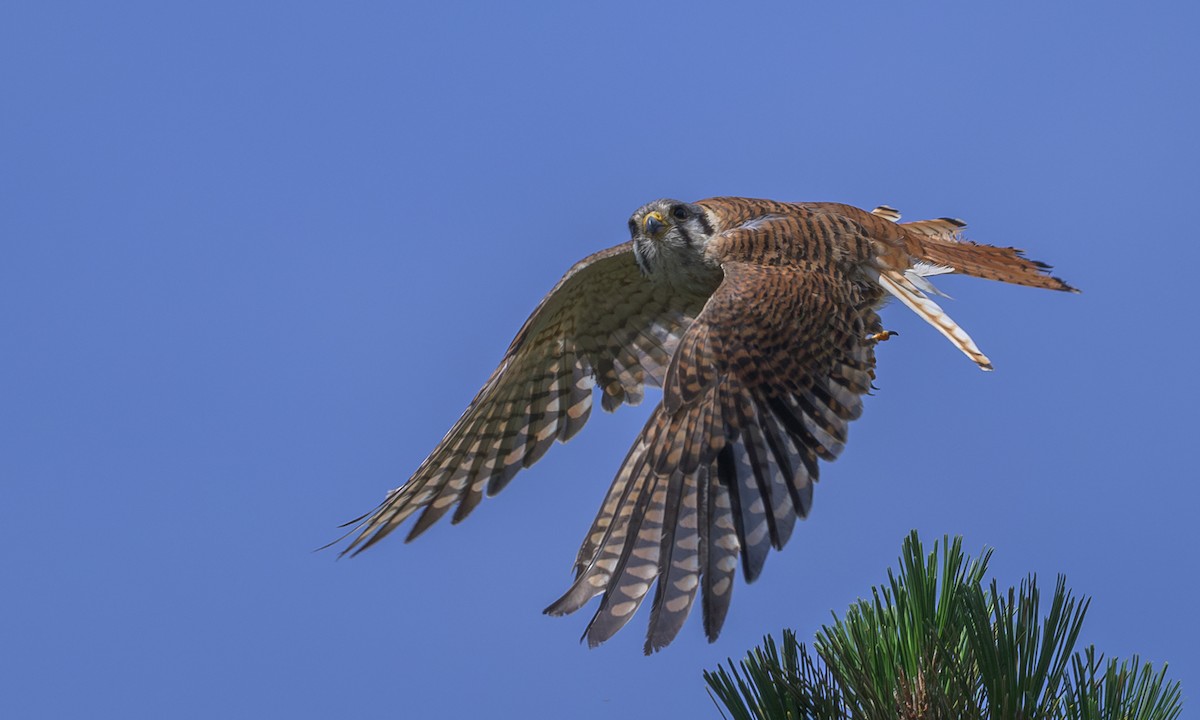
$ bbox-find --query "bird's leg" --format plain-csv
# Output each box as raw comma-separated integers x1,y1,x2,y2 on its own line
867,330,899,343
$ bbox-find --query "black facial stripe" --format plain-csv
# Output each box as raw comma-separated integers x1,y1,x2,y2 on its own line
695,208,714,236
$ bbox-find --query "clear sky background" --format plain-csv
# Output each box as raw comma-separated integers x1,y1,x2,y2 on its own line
3,2,1198,718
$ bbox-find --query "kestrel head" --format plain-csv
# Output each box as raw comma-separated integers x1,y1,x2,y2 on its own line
628,198,716,278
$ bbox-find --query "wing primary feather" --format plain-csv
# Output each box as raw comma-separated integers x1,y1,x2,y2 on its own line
725,428,772,582
405,464,471,541
514,358,566,473
644,469,702,653
463,394,527,518
558,356,595,441
545,435,652,616
766,394,832,464
584,468,668,647
741,408,796,551
758,405,815,518
703,455,739,641
680,386,719,475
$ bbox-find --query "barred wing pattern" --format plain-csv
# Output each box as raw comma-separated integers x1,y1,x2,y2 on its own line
545,261,881,653
340,242,720,553
339,195,1074,652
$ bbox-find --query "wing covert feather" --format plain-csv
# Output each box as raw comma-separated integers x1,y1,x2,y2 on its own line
550,260,882,651
340,242,718,554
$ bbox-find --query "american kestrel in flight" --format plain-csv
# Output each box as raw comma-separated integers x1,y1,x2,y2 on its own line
338,197,1075,653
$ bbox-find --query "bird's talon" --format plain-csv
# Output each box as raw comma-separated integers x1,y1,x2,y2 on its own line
868,330,899,343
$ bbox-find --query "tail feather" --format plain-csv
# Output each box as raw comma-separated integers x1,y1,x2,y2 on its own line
871,268,994,371
869,207,1076,369
901,218,1078,293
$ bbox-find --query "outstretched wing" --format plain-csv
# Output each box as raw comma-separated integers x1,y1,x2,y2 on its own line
340,242,721,554
546,260,881,652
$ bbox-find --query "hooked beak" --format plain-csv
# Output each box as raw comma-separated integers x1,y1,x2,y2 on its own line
643,211,666,237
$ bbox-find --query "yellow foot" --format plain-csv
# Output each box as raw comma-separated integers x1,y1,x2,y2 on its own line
868,330,899,343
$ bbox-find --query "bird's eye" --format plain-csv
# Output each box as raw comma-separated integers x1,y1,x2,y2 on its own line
670,205,689,221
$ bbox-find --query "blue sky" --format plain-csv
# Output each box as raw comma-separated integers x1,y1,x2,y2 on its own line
3,2,1197,717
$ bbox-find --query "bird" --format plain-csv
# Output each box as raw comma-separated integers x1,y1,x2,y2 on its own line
336,196,1076,653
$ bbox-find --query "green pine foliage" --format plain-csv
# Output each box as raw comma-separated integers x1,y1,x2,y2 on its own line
704,532,1181,720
